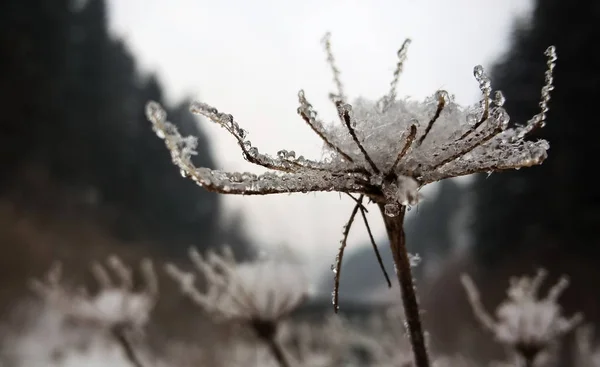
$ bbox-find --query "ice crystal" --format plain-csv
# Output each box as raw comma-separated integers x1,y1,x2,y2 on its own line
462,269,582,364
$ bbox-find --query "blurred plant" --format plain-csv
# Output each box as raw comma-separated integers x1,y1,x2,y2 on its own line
574,325,600,367
30,256,158,367
146,32,557,366
461,269,582,366
166,246,309,367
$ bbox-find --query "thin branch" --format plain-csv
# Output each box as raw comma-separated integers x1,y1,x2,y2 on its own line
345,193,369,213
265,335,292,367
321,32,346,104
112,325,146,367
189,101,296,172
380,38,412,112
459,274,496,332
430,123,503,171
333,198,362,313
391,124,418,172
297,90,354,163
459,65,492,140
511,45,557,140
418,92,446,146
358,200,392,288
336,101,381,174
163,166,371,196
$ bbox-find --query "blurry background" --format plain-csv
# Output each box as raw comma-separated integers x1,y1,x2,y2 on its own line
1,0,599,364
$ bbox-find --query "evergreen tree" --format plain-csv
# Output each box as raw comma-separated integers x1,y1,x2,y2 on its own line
472,0,600,264
0,0,252,256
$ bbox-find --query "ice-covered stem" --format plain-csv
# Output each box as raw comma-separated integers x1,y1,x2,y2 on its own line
378,204,430,367
322,32,346,104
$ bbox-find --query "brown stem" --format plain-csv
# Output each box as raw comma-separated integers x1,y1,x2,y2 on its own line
252,320,291,367
112,325,145,367
264,337,291,367
378,204,430,367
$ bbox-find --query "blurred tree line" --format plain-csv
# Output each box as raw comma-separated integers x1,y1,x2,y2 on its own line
470,0,600,317
0,0,253,256
424,0,600,361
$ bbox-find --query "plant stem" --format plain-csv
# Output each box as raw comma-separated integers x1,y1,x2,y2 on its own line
264,337,291,367
378,204,430,367
112,325,146,367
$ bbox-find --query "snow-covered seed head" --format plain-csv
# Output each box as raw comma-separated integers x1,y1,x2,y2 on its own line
462,269,582,364
147,34,557,315
30,257,158,329
165,246,309,327
146,40,555,217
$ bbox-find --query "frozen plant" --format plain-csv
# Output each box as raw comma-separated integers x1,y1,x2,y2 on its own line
146,32,557,367
31,256,158,367
574,325,600,367
280,314,358,366
461,269,582,366
166,246,309,367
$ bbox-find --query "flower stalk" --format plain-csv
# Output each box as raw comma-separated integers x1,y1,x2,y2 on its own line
379,204,430,367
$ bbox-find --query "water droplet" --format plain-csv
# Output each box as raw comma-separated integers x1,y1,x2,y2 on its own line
435,90,449,102
544,45,557,62
466,113,478,126
473,65,484,79
493,90,506,106
491,107,510,129
277,150,288,159
230,172,243,182
237,128,248,139
286,150,296,159
409,253,421,267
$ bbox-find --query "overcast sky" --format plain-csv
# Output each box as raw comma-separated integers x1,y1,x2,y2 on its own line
106,0,533,276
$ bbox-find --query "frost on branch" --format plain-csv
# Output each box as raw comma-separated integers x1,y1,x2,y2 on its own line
145,43,556,217
461,269,582,364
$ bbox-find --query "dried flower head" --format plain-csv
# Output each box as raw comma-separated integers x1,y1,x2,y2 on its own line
145,38,555,218
461,269,583,364
31,256,158,329
166,247,309,331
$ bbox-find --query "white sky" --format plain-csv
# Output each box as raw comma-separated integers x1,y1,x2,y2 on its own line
106,0,533,277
